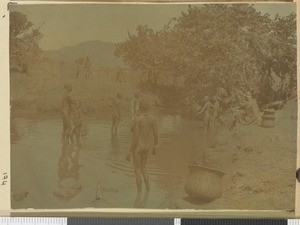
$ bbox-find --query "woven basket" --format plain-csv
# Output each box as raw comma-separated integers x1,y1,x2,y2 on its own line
184,165,225,201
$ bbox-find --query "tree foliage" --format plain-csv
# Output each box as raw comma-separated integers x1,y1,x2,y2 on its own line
115,4,296,107
10,11,43,75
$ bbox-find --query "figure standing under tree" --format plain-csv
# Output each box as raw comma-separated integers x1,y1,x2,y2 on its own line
110,93,123,139
197,96,213,148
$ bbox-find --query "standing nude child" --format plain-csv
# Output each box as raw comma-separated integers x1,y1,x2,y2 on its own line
198,96,213,148
131,93,140,121
70,100,83,148
126,98,158,193
110,93,123,139
61,83,76,143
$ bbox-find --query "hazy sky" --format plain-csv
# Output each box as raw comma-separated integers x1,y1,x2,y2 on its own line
12,3,296,51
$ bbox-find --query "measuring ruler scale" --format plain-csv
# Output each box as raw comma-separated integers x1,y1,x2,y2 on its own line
1,218,300,225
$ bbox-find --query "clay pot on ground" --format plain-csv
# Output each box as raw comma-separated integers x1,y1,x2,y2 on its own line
261,110,276,128
184,165,225,202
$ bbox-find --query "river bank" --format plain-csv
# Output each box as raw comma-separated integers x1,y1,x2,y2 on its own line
164,99,297,210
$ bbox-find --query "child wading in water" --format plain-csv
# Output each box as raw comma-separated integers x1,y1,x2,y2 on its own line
70,100,83,148
61,83,76,143
126,98,158,193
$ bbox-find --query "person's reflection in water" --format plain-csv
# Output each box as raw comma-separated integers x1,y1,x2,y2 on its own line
53,142,82,203
134,191,149,208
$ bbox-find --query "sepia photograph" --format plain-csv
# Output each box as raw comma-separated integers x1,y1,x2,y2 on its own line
10,3,297,211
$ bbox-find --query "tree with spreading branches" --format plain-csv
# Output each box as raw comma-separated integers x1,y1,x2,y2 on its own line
10,11,43,76
115,4,296,108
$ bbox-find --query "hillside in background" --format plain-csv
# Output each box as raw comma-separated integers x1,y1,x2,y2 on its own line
44,40,125,68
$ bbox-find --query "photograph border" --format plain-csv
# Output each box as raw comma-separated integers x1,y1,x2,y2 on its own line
0,0,298,217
